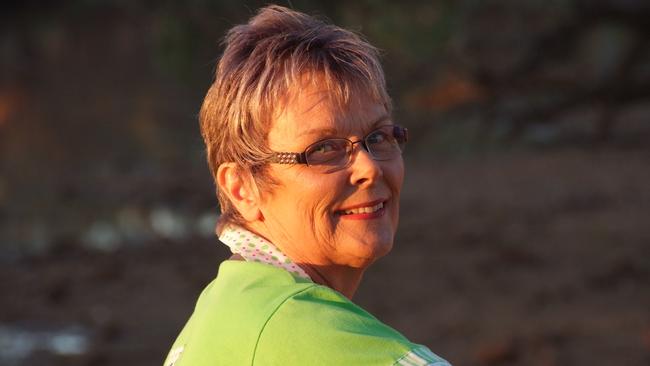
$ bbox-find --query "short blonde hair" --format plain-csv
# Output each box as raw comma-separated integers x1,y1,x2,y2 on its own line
200,5,391,233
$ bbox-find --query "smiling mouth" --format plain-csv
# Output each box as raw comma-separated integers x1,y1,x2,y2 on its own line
336,200,387,217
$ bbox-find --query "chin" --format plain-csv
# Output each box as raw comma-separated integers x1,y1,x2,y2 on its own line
347,237,394,268
373,239,394,260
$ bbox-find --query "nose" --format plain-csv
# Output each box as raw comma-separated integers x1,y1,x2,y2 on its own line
348,143,383,187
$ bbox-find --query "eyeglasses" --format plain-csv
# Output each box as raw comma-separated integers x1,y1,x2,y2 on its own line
270,125,408,172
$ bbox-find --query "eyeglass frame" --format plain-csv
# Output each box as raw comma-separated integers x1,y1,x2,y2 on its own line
269,124,408,169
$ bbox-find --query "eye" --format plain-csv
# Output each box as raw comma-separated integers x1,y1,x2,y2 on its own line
311,140,339,154
305,139,348,165
366,129,392,145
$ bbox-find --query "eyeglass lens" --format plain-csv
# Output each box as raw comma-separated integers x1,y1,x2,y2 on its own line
305,126,406,167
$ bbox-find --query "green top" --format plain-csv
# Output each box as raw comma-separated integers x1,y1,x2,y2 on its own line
163,260,450,366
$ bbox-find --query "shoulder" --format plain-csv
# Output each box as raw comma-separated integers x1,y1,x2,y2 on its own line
164,261,451,366
254,285,452,366
164,260,316,366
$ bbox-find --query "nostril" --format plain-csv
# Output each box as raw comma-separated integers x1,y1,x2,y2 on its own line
355,176,369,185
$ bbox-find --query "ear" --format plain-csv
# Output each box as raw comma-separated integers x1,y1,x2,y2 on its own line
216,163,264,222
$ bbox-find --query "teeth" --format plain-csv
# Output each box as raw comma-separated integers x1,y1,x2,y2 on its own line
342,202,384,215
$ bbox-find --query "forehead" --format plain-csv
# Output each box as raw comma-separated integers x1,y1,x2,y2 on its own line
268,85,388,150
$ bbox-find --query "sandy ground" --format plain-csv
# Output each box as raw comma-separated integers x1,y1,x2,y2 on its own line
1,148,649,366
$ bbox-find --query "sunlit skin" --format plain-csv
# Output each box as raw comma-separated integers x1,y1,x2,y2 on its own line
244,84,405,299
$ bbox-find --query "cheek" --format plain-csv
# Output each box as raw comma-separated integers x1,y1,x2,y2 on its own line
386,158,405,194
386,159,404,224
292,172,341,225
295,189,341,249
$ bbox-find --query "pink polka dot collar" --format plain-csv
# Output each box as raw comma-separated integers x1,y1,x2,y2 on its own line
219,225,312,280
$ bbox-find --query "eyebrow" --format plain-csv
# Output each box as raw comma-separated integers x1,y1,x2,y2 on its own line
297,114,392,139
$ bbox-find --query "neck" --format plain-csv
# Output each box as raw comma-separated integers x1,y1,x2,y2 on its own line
298,263,365,299
246,221,367,299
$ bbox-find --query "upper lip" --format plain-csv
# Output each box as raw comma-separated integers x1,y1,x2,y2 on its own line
336,198,387,212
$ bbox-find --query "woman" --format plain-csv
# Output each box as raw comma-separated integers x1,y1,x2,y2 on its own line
164,5,451,366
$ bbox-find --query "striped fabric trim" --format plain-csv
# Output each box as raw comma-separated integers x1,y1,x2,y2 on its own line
163,345,184,366
394,346,452,366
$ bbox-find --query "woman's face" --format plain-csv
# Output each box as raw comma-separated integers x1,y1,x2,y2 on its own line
256,86,404,269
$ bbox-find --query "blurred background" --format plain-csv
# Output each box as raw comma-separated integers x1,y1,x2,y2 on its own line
1,0,649,365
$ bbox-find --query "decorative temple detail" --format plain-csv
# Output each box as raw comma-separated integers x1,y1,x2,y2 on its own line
271,152,302,164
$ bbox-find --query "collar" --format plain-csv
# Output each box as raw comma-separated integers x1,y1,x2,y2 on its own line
219,225,312,281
